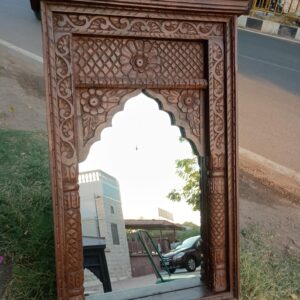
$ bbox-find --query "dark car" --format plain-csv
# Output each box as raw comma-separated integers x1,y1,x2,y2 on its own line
161,235,202,273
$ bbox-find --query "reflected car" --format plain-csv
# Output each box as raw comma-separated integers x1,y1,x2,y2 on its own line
161,235,202,273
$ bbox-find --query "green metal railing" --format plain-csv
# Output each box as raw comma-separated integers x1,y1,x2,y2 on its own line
135,229,173,283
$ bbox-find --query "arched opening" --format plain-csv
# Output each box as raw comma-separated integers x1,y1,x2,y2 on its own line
78,93,205,297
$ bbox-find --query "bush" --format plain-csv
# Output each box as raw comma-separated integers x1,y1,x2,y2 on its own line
0,130,56,299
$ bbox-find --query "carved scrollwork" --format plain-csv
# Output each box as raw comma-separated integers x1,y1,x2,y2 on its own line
53,13,223,38
207,39,227,292
54,32,84,297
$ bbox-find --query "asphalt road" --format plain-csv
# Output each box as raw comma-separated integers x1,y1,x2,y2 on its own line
0,0,300,172
239,30,300,96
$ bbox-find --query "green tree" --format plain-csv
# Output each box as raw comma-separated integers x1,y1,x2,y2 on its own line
167,156,201,211
177,222,200,241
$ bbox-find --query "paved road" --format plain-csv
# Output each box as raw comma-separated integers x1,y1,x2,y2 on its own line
0,0,42,55
1,0,300,172
238,30,300,96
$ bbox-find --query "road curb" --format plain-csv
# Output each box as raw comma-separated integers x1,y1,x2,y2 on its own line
239,148,300,201
238,15,300,42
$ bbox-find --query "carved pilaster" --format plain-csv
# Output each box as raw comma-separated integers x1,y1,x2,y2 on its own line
207,38,227,292
55,32,84,299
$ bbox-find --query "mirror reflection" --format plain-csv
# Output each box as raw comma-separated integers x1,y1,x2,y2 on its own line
78,94,202,298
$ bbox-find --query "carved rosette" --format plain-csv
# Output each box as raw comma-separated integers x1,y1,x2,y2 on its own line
72,36,205,88
77,88,204,160
207,39,227,292
120,40,160,77
78,88,135,146
159,89,202,143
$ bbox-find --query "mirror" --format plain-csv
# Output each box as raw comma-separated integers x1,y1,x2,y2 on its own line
78,94,202,297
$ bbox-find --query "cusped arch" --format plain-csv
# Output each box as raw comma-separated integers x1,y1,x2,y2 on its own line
77,88,206,162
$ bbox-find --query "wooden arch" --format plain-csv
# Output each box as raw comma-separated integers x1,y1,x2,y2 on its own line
78,88,206,162
41,0,247,299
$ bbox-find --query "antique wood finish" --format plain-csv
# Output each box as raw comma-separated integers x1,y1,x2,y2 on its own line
41,0,246,299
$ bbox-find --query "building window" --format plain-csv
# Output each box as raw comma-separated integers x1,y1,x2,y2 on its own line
110,206,114,214
111,223,120,245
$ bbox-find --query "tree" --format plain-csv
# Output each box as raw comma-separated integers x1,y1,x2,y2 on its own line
167,156,201,211
177,222,200,241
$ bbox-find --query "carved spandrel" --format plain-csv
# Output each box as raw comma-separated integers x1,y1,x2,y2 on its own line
77,88,136,145
76,88,205,161
72,36,206,88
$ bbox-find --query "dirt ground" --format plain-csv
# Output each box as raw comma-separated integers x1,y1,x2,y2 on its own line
0,44,46,131
1,43,300,255
240,170,300,252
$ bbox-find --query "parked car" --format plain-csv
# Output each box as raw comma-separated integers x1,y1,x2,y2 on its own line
161,235,202,273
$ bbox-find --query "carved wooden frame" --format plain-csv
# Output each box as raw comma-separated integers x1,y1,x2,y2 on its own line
41,0,247,299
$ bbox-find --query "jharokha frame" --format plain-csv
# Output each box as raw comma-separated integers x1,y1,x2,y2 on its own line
41,0,248,299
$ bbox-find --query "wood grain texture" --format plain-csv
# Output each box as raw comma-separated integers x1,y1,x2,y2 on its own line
41,0,243,299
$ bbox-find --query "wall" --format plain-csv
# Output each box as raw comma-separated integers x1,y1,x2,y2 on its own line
130,254,161,277
79,170,132,285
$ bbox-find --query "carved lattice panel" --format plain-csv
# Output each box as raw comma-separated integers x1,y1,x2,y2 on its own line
72,36,206,88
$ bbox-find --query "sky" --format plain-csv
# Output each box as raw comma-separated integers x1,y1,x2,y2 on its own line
79,93,201,225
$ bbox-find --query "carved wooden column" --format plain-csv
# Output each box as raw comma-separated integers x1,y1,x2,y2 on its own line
207,38,227,292
47,31,85,299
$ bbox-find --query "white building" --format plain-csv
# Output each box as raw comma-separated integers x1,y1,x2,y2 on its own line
79,170,132,285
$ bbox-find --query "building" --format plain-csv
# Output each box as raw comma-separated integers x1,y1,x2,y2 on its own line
79,170,132,285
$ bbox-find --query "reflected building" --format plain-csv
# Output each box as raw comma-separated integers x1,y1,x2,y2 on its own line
79,170,132,287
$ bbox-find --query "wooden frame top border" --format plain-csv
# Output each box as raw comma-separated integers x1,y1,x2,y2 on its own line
43,0,249,15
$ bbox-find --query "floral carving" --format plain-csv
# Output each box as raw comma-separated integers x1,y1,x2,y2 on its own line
121,40,160,77
81,89,108,115
178,90,200,113
207,39,227,292
53,13,223,38
79,88,135,144
72,36,205,88
158,89,202,153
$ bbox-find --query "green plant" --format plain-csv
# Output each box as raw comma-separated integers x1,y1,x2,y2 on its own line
167,156,201,211
240,226,300,300
0,130,56,299
176,222,200,241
